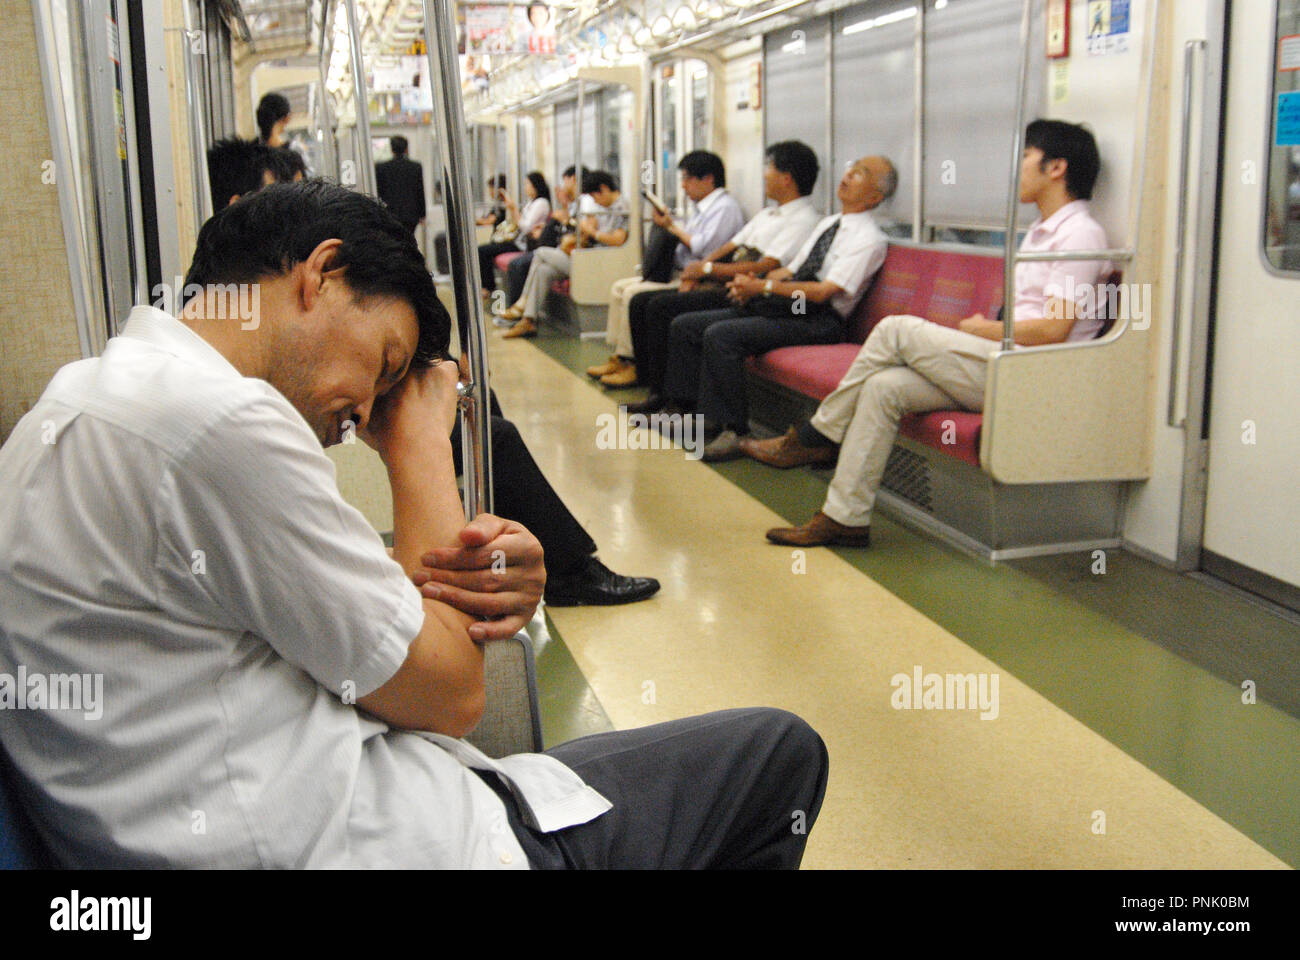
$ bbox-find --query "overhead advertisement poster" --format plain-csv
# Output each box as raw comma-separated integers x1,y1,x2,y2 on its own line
461,3,565,55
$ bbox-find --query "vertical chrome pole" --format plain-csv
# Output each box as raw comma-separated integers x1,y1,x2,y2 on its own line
1000,0,1034,352
344,0,377,196
423,0,493,517
317,57,340,180
575,79,586,202
912,1,925,242
181,0,213,228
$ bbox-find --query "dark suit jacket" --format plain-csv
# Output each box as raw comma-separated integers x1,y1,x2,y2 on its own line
375,156,426,229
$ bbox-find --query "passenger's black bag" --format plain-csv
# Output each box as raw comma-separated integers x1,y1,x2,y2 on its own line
640,224,679,283
527,217,565,250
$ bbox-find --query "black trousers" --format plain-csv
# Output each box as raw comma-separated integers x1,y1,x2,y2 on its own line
504,251,535,304
629,287,733,394
477,241,522,292
483,707,829,869
449,391,597,575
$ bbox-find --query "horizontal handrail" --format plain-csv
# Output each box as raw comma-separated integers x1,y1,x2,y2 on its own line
1011,248,1136,263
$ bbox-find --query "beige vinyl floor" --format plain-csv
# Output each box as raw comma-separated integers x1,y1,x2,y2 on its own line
484,332,1287,870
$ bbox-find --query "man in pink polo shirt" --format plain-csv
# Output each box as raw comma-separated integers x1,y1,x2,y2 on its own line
745,119,1111,547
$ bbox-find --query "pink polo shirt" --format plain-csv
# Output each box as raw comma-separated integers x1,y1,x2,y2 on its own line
1012,200,1111,342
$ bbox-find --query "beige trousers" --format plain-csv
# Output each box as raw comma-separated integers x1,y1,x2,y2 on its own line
811,315,1000,527
605,276,679,357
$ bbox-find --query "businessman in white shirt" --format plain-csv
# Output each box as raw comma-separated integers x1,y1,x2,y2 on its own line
0,181,828,868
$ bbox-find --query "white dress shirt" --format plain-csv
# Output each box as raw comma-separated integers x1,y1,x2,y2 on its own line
728,196,822,266
786,210,889,317
0,306,610,868
1012,200,1111,341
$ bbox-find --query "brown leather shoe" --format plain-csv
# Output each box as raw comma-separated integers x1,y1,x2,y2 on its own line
586,356,621,378
502,318,537,339
739,427,837,469
766,511,871,548
600,360,638,388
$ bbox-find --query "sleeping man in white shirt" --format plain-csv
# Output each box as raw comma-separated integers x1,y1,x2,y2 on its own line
0,180,827,868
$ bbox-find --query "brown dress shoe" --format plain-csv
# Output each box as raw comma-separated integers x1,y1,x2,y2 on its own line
502,318,537,339
600,360,638,388
765,511,871,548
739,427,838,469
586,356,621,378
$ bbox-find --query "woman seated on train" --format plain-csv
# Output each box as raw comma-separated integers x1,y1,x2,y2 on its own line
477,171,552,300
500,170,629,339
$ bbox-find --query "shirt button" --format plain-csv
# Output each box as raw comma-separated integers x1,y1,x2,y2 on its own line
499,851,513,865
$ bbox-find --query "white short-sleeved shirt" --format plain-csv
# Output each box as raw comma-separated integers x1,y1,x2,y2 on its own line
728,196,822,267
786,210,889,317
0,306,609,868
1012,200,1112,341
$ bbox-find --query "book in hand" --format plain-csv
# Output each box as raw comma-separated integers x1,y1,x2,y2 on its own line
641,189,670,217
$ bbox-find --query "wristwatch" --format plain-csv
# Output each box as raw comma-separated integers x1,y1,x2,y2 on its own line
764,279,774,295
703,261,713,275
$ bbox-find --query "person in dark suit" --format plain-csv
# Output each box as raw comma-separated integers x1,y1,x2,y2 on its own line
375,135,427,235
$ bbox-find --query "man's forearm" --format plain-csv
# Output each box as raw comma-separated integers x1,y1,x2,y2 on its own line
387,436,471,585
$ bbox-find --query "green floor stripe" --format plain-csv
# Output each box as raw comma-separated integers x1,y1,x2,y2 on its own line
534,609,616,747
528,336,1300,867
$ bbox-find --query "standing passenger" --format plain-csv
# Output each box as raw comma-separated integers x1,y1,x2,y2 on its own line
375,135,427,236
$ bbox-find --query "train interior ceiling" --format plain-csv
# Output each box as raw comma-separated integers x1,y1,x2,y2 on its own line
3,0,1299,869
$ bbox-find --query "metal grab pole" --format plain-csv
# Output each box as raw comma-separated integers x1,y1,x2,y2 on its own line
575,80,585,215
422,0,493,518
344,0,377,196
1000,0,1034,352
181,0,213,228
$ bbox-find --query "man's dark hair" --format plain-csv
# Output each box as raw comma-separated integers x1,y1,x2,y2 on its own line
207,137,275,210
268,146,306,182
678,150,726,188
525,171,551,203
562,165,576,179
1025,119,1101,200
185,181,448,367
765,140,819,197
580,169,617,195
390,135,409,156
256,92,291,142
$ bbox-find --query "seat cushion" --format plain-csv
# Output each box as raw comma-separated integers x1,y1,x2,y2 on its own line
897,410,983,468
494,251,524,272
550,278,570,297
747,344,862,399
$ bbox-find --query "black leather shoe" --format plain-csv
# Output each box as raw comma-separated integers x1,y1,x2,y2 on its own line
623,394,664,415
544,556,661,606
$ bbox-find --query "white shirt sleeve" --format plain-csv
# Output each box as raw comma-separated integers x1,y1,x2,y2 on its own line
153,394,422,699
823,227,888,300
518,198,550,234
1038,221,1111,317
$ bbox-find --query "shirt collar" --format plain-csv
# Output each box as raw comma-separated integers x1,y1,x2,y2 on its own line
694,187,725,214
775,196,814,216
1027,199,1090,239
119,305,243,380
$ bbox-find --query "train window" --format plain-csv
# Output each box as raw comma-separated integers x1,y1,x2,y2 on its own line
602,86,636,194
689,61,710,153
660,64,680,209
832,0,918,236
923,0,1044,233
516,115,535,198
1265,0,1300,272
764,15,832,213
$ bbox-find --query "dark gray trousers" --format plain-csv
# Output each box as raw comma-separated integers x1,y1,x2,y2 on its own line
481,707,829,869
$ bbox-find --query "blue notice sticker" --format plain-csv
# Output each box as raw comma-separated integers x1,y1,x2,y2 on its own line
1110,0,1130,35
1278,91,1300,146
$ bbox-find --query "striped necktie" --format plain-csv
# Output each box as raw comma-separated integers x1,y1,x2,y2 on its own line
793,219,841,282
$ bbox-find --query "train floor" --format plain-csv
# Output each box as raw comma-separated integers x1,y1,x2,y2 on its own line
488,325,1299,870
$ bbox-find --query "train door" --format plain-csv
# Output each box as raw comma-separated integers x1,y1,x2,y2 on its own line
1199,0,1300,608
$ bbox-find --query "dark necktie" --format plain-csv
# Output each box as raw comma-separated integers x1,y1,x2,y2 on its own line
793,219,841,282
